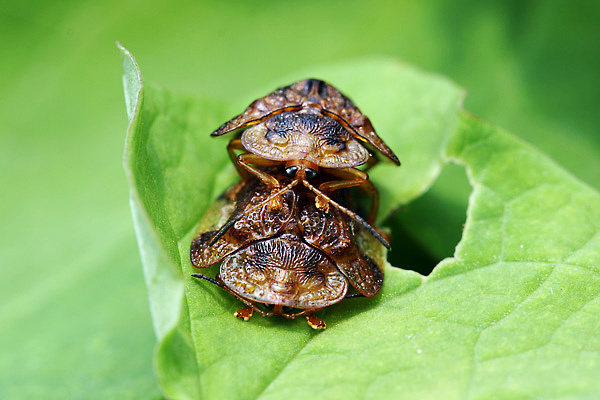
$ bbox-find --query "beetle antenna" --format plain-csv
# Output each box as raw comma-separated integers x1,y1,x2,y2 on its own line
301,180,391,250
207,179,299,246
191,274,226,288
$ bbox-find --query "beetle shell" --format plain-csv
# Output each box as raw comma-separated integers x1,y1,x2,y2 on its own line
220,234,348,309
191,171,385,313
241,110,370,168
212,79,400,165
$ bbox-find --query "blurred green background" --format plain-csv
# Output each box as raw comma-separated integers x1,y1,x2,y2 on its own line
1,1,599,398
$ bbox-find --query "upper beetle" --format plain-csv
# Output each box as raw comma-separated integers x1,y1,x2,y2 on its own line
212,79,400,223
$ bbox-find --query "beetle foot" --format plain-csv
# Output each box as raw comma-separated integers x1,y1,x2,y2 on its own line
306,314,326,329
267,193,283,211
234,305,254,321
315,195,329,213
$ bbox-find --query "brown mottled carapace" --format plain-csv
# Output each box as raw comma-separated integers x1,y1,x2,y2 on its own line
211,79,401,225
191,171,385,329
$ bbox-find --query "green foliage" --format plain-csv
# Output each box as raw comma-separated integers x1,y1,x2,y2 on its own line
3,2,600,399
123,44,600,399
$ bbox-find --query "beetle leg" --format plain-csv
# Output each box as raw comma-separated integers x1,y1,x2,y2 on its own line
280,309,306,319
278,309,327,329
227,139,249,178
234,305,254,321
306,313,327,329
314,194,330,214
215,279,271,319
318,167,379,224
236,153,281,186
228,139,282,185
234,302,277,319
230,295,273,318
236,153,286,210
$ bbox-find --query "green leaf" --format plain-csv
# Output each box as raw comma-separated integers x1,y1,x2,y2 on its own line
122,45,600,400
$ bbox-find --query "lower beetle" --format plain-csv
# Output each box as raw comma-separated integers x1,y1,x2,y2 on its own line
190,169,386,329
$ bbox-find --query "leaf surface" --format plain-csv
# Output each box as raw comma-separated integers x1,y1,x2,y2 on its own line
122,46,600,400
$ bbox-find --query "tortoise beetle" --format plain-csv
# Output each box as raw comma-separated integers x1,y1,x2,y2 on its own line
190,169,386,329
211,79,400,223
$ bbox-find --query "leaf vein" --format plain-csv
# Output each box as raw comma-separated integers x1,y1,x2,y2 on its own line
254,336,316,399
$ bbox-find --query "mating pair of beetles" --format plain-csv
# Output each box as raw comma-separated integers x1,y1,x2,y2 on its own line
191,79,400,329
